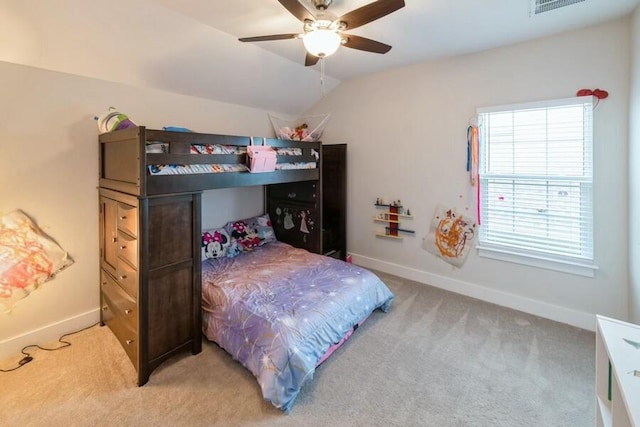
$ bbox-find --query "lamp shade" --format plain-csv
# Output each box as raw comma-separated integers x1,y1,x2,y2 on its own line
302,29,341,58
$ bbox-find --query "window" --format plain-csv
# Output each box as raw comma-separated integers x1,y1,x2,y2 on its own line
477,97,596,276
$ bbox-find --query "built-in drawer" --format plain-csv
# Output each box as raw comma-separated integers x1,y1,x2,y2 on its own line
117,202,138,237
268,181,317,204
101,269,138,332
101,291,139,370
117,231,138,268
116,260,138,299
101,269,138,369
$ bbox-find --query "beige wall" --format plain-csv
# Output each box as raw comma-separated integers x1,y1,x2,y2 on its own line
308,18,631,329
630,7,640,324
1,11,637,361
0,62,266,359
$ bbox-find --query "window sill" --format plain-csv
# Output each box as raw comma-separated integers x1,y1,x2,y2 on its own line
477,246,598,278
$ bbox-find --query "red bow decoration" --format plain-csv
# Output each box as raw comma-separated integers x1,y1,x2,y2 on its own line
576,88,609,99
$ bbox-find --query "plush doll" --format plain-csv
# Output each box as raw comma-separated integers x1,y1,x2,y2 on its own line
95,107,136,133
291,123,309,141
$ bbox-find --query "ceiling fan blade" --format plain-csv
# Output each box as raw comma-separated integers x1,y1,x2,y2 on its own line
278,0,315,23
337,0,405,31
239,33,299,42
342,34,392,54
305,52,320,66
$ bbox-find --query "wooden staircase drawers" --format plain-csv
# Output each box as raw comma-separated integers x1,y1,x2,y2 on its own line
116,261,138,299
117,231,138,268
101,270,138,330
99,187,202,386
101,271,138,368
117,202,138,237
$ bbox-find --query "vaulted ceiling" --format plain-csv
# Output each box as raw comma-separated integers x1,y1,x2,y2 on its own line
0,0,637,114
156,0,640,81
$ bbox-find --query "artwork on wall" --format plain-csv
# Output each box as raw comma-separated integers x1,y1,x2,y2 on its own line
422,206,476,267
0,210,73,312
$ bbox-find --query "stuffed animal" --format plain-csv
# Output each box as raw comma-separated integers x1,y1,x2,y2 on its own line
291,123,309,141
95,107,136,133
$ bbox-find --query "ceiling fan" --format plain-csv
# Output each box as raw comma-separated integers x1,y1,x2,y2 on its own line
239,0,406,66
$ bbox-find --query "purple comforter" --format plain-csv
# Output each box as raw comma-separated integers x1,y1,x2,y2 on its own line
201,241,393,412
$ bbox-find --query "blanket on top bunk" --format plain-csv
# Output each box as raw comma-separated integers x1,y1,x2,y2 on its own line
201,241,394,412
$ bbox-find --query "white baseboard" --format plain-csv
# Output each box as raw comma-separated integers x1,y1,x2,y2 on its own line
351,253,596,332
0,309,101,361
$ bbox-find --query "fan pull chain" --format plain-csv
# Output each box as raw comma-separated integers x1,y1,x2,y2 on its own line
320,57,326,97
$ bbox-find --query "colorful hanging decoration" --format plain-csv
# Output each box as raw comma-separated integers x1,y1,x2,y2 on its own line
467,123,480,224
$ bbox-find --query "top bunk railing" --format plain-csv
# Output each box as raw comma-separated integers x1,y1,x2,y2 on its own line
99,126,322,196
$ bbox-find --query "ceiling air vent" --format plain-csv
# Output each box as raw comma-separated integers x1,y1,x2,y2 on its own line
530,0,586,15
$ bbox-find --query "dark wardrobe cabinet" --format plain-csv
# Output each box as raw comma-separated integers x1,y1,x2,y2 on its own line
266,144,347,260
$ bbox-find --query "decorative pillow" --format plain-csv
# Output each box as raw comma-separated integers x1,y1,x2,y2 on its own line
225,213,276,253
0,210,73,312
225,239,242,258
201,227,231,260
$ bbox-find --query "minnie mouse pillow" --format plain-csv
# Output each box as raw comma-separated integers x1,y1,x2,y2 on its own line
224,213,276,253
201,227,231,260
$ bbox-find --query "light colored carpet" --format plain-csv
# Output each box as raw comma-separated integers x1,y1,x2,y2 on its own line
1,272,595,426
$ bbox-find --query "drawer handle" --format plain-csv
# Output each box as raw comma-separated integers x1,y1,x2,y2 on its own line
119,275,127,280
101,281,107,286
102,305,108,311
125,340,134,345
119,245,127,250
119,216,127,220
124,309,132,315
112,237,117,243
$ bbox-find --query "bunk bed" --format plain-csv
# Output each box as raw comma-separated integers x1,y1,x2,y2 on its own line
98,126,322,196
98,126,394,413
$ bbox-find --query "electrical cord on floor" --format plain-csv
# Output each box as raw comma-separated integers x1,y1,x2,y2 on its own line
0,322,100,372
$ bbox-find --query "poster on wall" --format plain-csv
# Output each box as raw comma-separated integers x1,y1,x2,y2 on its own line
422,206,476,267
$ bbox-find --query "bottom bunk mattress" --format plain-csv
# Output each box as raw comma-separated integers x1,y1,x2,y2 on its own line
201,241,394,412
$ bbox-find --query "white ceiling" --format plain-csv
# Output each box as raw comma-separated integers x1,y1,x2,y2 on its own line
1,0,638,115
155,0,639,82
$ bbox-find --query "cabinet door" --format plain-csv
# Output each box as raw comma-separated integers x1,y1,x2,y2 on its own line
267,202,321,254
322,144,347,259
100,196,118,275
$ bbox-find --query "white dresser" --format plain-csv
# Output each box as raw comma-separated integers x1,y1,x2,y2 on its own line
595,315,640,427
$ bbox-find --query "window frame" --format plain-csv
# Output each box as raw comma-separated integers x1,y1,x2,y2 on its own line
476,96,597,277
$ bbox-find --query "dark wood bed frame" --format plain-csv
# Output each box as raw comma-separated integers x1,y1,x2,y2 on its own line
98,126,328,385
99,126,321,196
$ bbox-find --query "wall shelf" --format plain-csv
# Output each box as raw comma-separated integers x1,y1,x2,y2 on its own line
373,218,400,224
373,199,414,239
375,233,403,240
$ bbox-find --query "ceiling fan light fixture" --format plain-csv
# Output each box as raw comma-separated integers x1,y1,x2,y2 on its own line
302,29,342,58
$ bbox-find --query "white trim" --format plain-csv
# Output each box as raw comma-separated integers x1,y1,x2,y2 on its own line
476,95,593,114
0,308,100,360
350,252,596,331
477,245,598,277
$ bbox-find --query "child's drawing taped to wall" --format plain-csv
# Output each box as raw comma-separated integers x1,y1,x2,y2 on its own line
422,206,476,267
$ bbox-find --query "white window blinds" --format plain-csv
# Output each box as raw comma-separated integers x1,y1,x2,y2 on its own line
477,97,594,272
